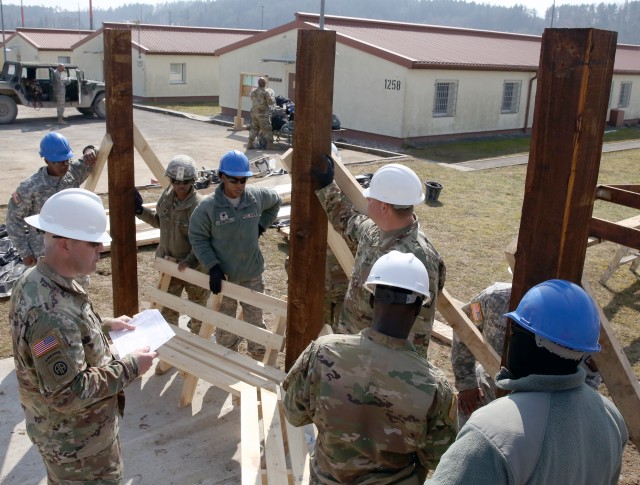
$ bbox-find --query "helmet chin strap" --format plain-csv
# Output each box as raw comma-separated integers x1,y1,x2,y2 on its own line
535,335,584,361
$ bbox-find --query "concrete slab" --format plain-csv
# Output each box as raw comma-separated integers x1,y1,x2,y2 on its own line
0,106,390,203
0,353,243,484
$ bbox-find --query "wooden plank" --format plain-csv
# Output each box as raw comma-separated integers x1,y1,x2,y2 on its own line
101,228,160,253
285,29,336,370
104,28,138,317
326,224,355,276
430,320,453,345
179,298,220,407
436,289,501,377
266,314,287,367
507,29,617,368
147,288,285,352
332,154,367,214
239,384,262,485
82,133,113,192
595,185,640,210
164,325,286,384
154,258,288,316
582,277,640,446
133,123,170,189
260,388,289,484
589,218,640,251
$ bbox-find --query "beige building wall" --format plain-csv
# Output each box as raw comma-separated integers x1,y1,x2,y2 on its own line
135,54,218,100
73,34,105,81
219,31,298,113
610,75,640,120
4,37,38,62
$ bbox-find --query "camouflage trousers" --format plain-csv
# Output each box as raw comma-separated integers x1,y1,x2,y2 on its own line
457,363,496,428
55,88,66,118
248,111,272,145
162,276,210,335
44,435,123,484
216,275,266,357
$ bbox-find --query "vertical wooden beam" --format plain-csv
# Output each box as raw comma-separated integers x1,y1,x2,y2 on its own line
104,28,139,316
285,29,336,370
507,28,617,343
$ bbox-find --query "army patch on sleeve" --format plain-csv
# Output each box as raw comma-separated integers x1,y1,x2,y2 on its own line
32,333,61,357
11,192,22,206
469,302,484,323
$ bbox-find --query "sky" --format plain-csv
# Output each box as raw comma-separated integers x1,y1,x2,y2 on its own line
1,0,629,18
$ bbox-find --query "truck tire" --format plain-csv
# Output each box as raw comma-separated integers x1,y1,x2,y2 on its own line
0,95,18,124
93,92,106,119
77,107,94,116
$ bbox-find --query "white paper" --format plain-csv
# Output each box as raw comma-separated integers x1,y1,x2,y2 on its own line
109,309,175,358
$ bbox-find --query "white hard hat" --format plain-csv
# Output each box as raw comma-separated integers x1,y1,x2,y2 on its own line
25,188,111,243
363,164,425,206
363,250,429,297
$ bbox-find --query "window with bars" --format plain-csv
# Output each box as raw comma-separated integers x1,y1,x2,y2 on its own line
170,63,186,84
618,82,632,108
501,81,521,114
433,80,458,117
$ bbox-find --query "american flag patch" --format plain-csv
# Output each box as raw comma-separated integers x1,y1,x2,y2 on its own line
32,334,60,357
470,302,484,323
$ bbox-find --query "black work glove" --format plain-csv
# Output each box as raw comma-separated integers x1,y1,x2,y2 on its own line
258,224,266,237
208,264,226,294
134,189,144,215
311,154,334,189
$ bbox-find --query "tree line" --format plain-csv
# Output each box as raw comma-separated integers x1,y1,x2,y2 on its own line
1,0,639,45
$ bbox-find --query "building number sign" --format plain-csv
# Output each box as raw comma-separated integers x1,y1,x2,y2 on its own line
384,79,401,90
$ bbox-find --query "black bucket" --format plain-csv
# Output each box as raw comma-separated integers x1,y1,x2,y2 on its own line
424,181,443,202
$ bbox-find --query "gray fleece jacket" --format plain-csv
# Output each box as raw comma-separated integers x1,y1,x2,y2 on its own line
188,184,281,283
427,367,628,485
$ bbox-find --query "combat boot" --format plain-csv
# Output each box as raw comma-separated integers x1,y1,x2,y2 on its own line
57,117,68,125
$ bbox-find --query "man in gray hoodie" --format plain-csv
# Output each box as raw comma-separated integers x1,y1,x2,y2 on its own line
429,279,627,485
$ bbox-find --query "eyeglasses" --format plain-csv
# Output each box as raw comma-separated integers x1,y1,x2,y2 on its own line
52,235,102,248
225,176,248,185
171,178,194,186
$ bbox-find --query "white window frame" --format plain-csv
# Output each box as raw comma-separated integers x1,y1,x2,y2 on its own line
501,80,522,114
433,80,458,117
57,56,71,64
618,82,632,108
169,63,186,84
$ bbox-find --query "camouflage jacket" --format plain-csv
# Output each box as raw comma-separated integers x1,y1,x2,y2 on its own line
138,185,203,267
283,329,458,484
10,259,139,464
317,182,446,338
7,161,93,260
451,282,511,392
250,86,274,114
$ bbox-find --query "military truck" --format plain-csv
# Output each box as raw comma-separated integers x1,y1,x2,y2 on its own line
0,61,106,124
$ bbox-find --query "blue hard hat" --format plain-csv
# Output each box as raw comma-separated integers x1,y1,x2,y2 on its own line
39,133,74,162
504,279,601,353
218,150,253,177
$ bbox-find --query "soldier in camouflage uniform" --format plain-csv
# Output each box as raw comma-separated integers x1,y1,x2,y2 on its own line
135,156,209,338
7,132,97,267
314,158,446,358
283,251,457,484
10,188,157,484
452,281,603,427
53,64,71,124
452,282,511,426
247,77,275,149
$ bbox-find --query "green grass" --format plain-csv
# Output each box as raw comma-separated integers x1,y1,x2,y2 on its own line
405,126,640,163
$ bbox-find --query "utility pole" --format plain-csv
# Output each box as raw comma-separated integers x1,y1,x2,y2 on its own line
319,0,325,30
1,0,6,62
550,0,556,27
261,5,264,30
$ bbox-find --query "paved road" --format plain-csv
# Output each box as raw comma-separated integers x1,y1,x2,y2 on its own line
0,106,385,203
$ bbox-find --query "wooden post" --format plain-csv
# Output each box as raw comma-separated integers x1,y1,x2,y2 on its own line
505,29,617,366
104,28,139,316
284,29,336,370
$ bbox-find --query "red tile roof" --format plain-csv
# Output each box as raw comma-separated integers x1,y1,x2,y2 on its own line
217,13,639,74
14,28,93,51
88,23,262,56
